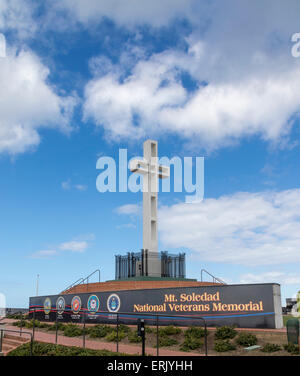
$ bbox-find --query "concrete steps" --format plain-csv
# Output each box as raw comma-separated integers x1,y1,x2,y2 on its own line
1,334,30,356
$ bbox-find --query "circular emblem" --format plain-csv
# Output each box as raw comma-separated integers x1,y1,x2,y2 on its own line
87,295,100,314
56,296,65,315
107,294,121,313
43,297,52,315
71,296,82,314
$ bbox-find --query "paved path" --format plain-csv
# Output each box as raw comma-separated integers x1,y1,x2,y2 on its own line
2,320,201,356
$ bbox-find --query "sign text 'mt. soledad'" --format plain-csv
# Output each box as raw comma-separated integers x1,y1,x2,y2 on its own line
133,291,264,313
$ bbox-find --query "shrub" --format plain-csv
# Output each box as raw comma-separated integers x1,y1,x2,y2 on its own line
214,326,237,340
260,343,281,353
283,343,300,355
63,324,83,337
105,330,126,342
47,322,65,331
118,324,130,333
157,336,178,347
145,326,154,334
7,341,127,356
88,325,112,338
128,330,142,343
180,337,203,352
214,340,236,352
159,326,181,336
184,327,206,338
235,333,257,347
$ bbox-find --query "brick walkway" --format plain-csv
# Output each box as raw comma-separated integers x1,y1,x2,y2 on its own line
2,320,201,356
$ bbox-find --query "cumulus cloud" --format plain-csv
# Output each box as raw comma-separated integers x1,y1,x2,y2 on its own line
159,189,300,266
30,250,58,259
114,204,141,216
82,0,300,151
240,272,300,285
52,0,194,28
0,0,37,38
59,241,88,253
30,237,92,259
0,49,76,155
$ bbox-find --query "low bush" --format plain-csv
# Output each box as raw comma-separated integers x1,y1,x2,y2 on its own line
62,324,83,337
118,324,130,333
88,325,112,338
145,326,154,334
180,337,203,352
214,326,237,340
128,330,142,343
260,343,281,353
7,341,127,356
157,336,178,347
283,343,300,355
105,330,126,342
159,326,181,336
235,333,257,347
184,327,206,338
46,322,65,331
214,340,236,352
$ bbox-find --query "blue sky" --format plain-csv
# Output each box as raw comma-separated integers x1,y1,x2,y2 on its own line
1,0,300,307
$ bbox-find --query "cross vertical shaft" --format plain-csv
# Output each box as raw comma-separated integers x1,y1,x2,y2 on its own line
130,139,170,277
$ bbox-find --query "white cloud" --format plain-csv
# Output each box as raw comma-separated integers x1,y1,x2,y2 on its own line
31,236,93,259
159,189,300,266
0,49,76,155
240,272,300,285
59,241,88,253
114,204,141,216
61,180,71,190
61,181,88,191
0,0,36,38
82,1,300,151
83,47,300,150
30,250,58,259
75,184,87,191
116,223,136,230
53,0,194,28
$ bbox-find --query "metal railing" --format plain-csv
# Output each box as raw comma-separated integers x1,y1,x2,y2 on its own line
81,269,101,291
28,308,208,356
200,269,226,284
63,278,84,293
62,269,101,293
0,328,33,356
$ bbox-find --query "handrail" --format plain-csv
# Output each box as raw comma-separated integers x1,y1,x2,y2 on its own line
0,328,33,356
201,269,226,284
81,269,100,286
62,269,100,293
63,278,84,293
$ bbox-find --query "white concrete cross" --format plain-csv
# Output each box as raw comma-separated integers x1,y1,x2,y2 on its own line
130,140,169,266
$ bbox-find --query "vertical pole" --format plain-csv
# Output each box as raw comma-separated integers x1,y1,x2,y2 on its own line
32,309,36,341
83,313,86,349
204,322,208,356
30,334,33,356
0,330,3,353
116,314,119,353
156,316,159,356
20,314,23,337
55,311,58,344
